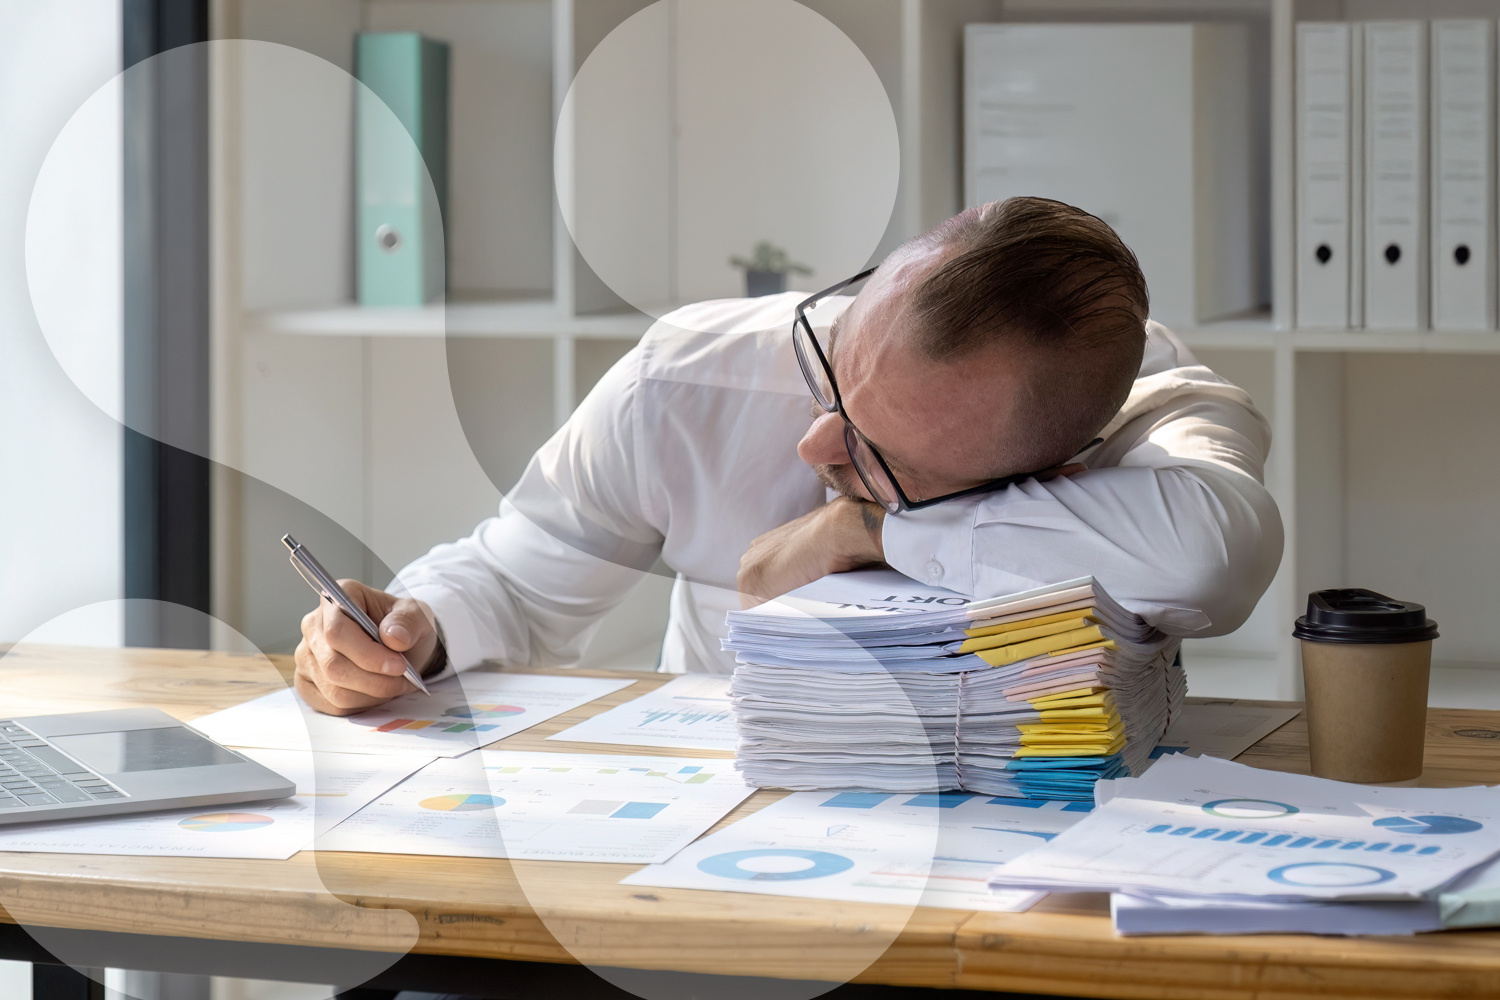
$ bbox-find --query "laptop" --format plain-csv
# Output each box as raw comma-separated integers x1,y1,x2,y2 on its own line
0,707,295,825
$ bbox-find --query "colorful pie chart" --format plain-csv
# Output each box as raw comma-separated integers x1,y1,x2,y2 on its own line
179,812,275,832
443,704,526,720
419,793,504,812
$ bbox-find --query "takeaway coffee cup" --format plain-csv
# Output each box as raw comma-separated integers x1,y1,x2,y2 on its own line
1294,589,1439,783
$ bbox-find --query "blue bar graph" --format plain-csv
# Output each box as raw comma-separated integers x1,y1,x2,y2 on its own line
1140,827,1433,855
987,796,1047,808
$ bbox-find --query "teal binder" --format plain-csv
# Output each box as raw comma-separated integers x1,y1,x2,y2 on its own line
355,32,449,306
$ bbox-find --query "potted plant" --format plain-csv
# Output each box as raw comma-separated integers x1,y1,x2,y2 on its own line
730,241,812,297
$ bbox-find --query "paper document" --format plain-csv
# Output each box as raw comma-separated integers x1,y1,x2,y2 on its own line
547,675,736,752
725,568,1182,800
193,673,636,758
0,749,424,859
625,789,1091,911
1151,702,1300,761
990,754,1500,901
317,750,754,864
1113,835,1500,935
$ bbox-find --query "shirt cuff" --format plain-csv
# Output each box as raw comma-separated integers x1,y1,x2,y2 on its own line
880,496,982,597
401,584,481,681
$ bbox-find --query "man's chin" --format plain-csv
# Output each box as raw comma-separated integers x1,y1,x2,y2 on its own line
814,464,867,501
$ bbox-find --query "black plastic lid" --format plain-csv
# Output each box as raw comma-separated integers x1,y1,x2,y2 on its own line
1293,588,1439,645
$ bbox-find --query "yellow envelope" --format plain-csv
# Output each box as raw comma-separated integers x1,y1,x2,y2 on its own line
959,617,1092,654
965,609,1099,640
973,625,1105,666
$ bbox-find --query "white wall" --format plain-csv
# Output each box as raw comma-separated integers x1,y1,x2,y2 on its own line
0,0,124,646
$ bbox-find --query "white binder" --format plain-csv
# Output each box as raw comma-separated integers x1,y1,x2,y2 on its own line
1430,19,1495,331
1297,23,1362,328
1364,21,1429,330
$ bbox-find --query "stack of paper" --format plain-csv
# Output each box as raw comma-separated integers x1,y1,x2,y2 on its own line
724,570,1183,800
988,754,1500,931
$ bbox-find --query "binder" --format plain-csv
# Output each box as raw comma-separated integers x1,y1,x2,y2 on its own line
356,32,450,307
1430,19,1495,331
1364,21,1429,330
1296,23,1362,329
963,23,1260,327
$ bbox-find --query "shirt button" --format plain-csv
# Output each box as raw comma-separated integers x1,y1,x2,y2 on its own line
926,559,943,579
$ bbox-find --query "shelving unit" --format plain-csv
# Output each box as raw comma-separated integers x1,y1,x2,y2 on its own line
207,0,1500,706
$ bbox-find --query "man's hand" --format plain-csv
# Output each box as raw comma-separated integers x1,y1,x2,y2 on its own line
294,580,441,716
738,497,886,607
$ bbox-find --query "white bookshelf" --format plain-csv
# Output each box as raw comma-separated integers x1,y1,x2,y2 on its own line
208,0,1500,704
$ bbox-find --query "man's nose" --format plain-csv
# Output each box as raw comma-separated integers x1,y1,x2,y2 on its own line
797,411,848,467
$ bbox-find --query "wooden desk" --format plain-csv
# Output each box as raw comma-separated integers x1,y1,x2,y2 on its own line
2,644,1500,1000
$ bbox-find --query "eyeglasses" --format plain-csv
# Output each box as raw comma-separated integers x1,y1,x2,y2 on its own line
792,268,1088,515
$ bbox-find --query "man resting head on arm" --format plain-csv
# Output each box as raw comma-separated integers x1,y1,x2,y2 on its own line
295,197,1282,715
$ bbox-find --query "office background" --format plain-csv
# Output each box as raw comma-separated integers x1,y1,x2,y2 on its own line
8,0,1500,757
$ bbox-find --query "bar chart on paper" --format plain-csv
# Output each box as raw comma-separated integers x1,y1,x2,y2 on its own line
548,675,737,751
193,674,636,757
315,751,755,863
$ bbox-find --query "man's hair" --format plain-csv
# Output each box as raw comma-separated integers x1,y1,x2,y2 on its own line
897,196,1149,474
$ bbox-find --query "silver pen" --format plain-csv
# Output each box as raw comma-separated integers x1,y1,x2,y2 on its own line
282,533,430,696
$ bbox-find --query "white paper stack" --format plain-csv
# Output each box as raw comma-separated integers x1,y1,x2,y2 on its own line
988,754,1500,928
724,569,1182,801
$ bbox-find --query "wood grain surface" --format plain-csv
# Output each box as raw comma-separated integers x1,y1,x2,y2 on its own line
1,644,1498,998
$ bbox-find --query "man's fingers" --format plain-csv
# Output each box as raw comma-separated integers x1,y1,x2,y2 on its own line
379,598,431,652
1035,462,1088,483
320,598,408,676
314,640,414,700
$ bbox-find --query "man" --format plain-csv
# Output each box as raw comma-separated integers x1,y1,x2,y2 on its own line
295,197,1282,715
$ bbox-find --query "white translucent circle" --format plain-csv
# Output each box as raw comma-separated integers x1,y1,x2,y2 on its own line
556,0,900,324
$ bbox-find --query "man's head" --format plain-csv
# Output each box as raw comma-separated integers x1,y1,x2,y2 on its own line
797,196,1149,505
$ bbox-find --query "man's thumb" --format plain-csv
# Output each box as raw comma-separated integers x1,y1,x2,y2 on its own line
379,602,426,651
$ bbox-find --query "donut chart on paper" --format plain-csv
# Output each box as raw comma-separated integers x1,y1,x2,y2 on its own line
179,812,275,832
1372,815,1483,835
1202,798,1300,820
419,793,505,812
1266,862,1395,887
697,849,855,881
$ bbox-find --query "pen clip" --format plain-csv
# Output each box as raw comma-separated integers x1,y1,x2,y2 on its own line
290,555,331,602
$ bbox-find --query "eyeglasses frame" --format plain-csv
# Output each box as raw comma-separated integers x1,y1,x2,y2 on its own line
791,268,1094,514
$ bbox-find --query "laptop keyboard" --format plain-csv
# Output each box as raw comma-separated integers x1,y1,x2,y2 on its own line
0,722,125,808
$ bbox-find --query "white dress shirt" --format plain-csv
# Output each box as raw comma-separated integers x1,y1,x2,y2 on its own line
396,292,1283,678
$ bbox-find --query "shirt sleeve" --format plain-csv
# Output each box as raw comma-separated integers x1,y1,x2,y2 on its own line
390,343,665,674
879,341,1284,638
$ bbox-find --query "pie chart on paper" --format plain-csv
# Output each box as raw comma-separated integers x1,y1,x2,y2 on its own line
179,812,275,832
1372,815,1483,835
419,793,504,812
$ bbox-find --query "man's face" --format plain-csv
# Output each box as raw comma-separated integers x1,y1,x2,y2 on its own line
795,250,1031,505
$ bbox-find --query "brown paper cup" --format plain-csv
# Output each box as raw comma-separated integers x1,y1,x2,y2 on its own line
1300,639,1431,783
